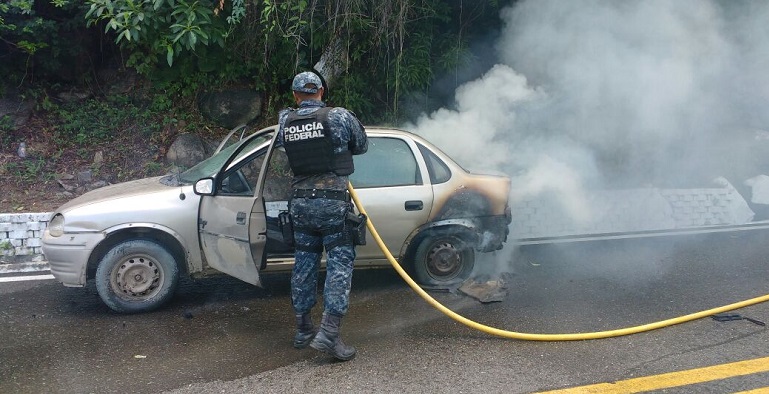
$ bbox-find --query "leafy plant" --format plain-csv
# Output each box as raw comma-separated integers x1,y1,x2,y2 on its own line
85,0,233,67
51,96,157,144
143,161,164,175
0,240,14,256
331,73,375,120
4,158,47,182
4,0,503,128
21,158,46,180
0,1,94,87
0,116,14,146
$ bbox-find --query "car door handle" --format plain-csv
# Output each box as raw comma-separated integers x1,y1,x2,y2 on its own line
405,200,423,211
236,211,247,225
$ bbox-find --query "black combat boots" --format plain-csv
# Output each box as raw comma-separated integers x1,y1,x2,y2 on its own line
310,312,356,361
293,312,316,349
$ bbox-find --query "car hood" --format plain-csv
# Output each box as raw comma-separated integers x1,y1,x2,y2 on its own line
53,175,202,233
55,176,179,213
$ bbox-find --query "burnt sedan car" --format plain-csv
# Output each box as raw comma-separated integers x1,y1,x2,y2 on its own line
42,126,511,313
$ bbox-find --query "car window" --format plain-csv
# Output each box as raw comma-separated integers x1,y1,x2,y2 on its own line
417,142,451,184
350,137,422,188
263,146,294,201
178,131,273,184
218,151,265,196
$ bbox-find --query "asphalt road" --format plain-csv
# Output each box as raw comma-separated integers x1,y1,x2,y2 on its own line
2,230,769,393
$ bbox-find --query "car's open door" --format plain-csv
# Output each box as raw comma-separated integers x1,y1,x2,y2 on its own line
195,129,276,286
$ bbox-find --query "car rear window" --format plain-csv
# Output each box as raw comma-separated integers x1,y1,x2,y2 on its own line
417,142,451,184
351,137,422,188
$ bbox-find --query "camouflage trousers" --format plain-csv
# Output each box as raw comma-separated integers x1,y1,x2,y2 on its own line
290,197,355,316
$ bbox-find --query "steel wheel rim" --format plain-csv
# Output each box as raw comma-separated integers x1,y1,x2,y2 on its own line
425,240,463,280
110,253,164,300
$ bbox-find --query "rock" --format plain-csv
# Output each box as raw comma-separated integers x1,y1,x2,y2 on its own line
197,89,263,129
0,90,34,128
56,179,76,192
165,165,184,176
17,143,27,158
56,89,92,103
77,170,93,183
89,181,109,189
166,134,207,169
57,173,76,181
98,67,140,96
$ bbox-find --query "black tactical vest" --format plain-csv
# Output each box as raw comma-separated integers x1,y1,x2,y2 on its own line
282,107,354,176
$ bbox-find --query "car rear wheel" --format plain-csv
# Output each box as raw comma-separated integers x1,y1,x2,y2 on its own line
413,230,475,287
95,239,179,313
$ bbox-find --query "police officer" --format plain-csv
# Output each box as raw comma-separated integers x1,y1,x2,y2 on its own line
277,71,368,361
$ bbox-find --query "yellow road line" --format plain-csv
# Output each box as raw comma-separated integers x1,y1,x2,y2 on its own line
536,356,769,393
735,388,769,394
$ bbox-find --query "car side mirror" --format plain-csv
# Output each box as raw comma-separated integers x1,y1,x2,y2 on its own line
194,178,215,196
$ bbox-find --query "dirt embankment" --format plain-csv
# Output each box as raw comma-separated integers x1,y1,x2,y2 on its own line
1,112,173,214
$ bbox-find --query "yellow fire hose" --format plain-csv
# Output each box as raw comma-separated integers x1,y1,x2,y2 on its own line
347,182,769,341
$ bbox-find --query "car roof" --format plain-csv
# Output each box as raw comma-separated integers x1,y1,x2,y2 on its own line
361,127,439,150
363,126,464,168
254,124,465,172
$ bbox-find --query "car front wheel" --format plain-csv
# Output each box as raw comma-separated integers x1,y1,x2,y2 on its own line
413,230,475,287
95,239,180,313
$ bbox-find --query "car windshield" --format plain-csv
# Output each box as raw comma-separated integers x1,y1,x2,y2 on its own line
177,131,274,184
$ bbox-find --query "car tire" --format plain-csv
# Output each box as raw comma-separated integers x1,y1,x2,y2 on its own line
95,239,180,313
413,230,475,287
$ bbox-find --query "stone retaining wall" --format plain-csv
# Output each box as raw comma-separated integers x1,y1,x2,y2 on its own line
509,182,754,240
0,212,52,258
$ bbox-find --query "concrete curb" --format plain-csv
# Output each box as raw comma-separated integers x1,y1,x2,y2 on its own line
0,260,50,274
0,246,51,275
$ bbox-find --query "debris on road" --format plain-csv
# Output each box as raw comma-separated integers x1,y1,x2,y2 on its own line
458,275,510,303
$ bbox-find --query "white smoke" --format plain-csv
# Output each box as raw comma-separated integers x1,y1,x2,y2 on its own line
408,64,542,171
406,0,769,280
410,0,769,195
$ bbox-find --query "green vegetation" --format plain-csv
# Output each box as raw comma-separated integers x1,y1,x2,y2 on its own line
2,0,504,125
143,161,164,175
0,240,14,255
0,1,505,212
0,116,13,145
51,96,158,145
3,154,51,182
0,1,92,85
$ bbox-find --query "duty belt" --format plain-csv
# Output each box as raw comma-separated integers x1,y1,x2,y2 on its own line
293,188,350,202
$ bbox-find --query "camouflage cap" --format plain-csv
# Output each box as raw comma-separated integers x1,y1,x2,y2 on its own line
291,71,323,94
